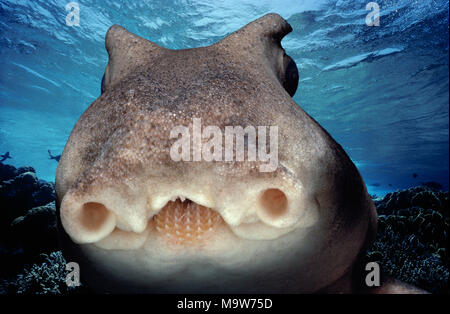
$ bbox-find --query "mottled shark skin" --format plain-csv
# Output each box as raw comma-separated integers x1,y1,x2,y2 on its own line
56,13,379,293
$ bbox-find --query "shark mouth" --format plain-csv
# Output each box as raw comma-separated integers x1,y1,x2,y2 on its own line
60,185,319,250
152,199,224,245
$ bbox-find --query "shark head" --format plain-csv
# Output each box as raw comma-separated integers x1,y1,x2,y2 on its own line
56,13,377,293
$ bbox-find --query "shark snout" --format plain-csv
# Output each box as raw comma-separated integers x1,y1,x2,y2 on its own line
59,172,320,248
59,185,148,244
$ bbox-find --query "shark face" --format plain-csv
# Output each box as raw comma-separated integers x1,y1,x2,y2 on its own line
55,13,377,293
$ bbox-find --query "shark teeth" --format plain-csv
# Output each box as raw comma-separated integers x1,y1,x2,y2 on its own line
152,199,224,245
170,195,186,202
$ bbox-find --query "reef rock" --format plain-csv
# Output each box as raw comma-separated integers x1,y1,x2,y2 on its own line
10,203,58,256
375,186,448,215
0,163,18,181
0,164,55,233
367,186,449,294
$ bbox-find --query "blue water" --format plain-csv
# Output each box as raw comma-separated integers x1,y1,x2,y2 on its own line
0,0,448,197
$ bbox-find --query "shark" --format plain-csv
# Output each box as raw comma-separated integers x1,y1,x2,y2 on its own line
55,13,424,293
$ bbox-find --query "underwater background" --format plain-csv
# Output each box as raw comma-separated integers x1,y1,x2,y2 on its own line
0,0,449,294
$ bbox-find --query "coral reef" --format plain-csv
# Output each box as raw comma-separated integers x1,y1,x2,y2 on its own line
0,251,87,294
0,162,86,294
0,163,56,275
0,161,448,294
366,186,449,294
11,203,58,256
0,163,54,239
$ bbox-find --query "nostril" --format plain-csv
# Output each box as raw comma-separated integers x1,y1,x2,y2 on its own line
80,202,111,231
260,188,288,217
60,197,116,244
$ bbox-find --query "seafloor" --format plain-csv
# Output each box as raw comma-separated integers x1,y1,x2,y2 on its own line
0,162,448,294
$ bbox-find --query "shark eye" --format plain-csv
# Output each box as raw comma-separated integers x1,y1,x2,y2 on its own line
283,55,299,97
101,73,106,94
